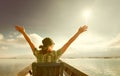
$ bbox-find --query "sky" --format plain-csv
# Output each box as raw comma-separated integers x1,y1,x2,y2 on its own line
0,0,120,58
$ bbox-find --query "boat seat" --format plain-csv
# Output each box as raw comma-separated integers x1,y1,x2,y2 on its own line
32,62,64,76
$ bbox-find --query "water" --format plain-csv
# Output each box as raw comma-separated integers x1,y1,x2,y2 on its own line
61,58,120,76
0,58,120,76
0,59,35,76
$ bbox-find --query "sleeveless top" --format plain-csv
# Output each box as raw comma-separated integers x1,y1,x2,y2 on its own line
33,48,62,62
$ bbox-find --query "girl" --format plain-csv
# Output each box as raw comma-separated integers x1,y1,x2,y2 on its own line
15,25,88,62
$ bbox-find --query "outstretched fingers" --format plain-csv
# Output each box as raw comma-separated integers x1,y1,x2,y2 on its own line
15,25,25,33
78,25,88,33
83,25,88,31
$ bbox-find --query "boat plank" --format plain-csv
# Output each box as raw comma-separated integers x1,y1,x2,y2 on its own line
17,64,32,76
17,60,88,76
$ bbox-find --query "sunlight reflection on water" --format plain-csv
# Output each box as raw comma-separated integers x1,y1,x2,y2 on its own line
61,58,120,76
0,58,120,76
0,59,34,76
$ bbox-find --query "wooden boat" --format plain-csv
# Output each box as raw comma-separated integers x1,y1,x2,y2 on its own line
17,60,88,76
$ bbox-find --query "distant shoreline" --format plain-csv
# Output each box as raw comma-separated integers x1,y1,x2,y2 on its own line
62,57,120,59
0,57,120,59
0,56,35,59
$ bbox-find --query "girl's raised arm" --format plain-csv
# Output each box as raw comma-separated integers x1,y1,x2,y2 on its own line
60,25,88,54
15,25,36,53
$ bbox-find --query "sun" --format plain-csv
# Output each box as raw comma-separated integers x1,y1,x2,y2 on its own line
83,10,92,25
83,10,91,18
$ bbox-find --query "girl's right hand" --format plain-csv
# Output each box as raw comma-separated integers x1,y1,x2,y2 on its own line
15,25,25,33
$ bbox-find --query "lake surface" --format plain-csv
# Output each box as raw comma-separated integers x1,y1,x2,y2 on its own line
61,58,120,76
0,59,34,76
0,58,120,76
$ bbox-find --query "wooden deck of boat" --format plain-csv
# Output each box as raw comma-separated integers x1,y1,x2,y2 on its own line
17,60,88,76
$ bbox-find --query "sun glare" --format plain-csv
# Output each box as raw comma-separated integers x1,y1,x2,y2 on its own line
83,10,91,18
83,10,92,25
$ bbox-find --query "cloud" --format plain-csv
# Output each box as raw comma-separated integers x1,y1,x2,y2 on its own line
9,35,13,38
70,32,108,51
1,32,120,58
0,33,4,40
0,46,8,50
0,33,43,57
0,33,43,48
29,33,43,47
14,33,43,48
65,33,120,57
109,34,120,48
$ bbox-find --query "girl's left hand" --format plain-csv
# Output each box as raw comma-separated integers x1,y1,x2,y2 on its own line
78,25,88,33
